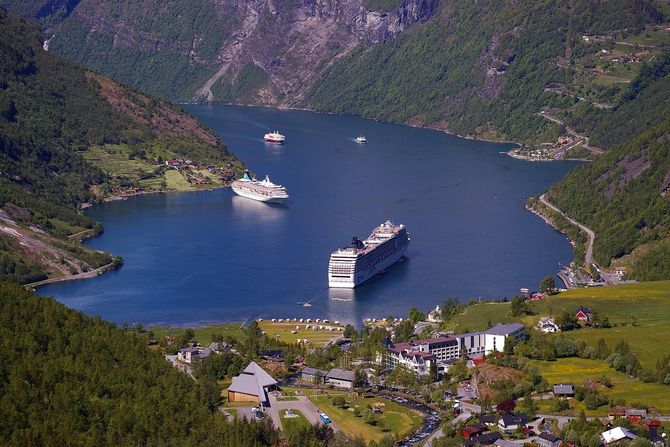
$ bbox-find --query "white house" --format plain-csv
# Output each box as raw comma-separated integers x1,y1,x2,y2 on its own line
427,305,442,323
537,317,560,333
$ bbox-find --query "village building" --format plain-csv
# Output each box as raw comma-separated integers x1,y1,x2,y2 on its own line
177,346,211,364
499,413,529,433
226,362,278,405
484,323,526,353
575,306,593,323
325,368,355,388
625,408,648,421
427,304,442,323
537,317,560,333
553,383,575,397
456,332,487,356
462,423,489,440
386,335,459,376
480,415,498,426
495,439,525,447
466,432,503,447
301,367,327,383
601,427,638,446
535,433,562,447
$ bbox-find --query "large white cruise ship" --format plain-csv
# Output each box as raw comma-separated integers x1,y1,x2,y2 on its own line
328,220,409,288
231,170,289,204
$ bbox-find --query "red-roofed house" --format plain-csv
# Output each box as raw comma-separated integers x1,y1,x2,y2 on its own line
575,306,593,323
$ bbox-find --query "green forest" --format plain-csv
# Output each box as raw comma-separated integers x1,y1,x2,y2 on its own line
0,282,337,445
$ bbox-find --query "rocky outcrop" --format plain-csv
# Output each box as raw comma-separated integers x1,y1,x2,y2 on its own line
194,0,440,104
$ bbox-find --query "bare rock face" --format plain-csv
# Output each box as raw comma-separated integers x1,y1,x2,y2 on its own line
194,0,440,104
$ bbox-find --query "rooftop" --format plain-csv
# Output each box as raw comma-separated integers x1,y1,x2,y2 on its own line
326,368,355,382
227,361,277,403
602,427,638,444
302,367,327,376
486,323,525,336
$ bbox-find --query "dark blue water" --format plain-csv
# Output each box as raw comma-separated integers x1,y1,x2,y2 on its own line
39,105,578,326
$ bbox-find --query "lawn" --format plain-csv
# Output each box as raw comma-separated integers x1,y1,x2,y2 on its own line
531,357,670,414
150,322,245,345
279,409,311,432
259,321,343,346
308,396,422,443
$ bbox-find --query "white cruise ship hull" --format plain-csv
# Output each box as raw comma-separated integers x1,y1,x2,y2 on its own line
231,183,287,204
328,245,407,288
328,225,409,288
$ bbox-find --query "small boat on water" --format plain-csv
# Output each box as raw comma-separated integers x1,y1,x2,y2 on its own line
355,135,367,144
264,131,286,143
231,170,289,204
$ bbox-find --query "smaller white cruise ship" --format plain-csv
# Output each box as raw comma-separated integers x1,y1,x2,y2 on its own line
264,131,286,143
355,135,367,144
328,220,409,288
231,170,289,204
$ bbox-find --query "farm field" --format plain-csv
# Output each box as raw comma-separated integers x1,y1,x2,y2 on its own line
531,357,670,414
308,396,422,443
451,281,670,369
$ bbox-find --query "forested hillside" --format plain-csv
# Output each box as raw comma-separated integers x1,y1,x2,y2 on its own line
0,282,278,445
307,0,662,142
547,53,670,280
0,9,240,284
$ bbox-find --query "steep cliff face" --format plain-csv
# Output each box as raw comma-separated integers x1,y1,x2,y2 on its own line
195,0,440,104
17,0,438,102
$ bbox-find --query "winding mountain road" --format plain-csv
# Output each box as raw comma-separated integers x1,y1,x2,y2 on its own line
539,194,596,268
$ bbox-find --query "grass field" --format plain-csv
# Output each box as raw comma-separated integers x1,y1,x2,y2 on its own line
164,169,192,190
308,396,422,443
451,281,670,369
259,321,344,346
150,322,245,344
531,357,670,414
280,409,311,432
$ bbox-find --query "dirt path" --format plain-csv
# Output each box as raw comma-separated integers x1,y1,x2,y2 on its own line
24,261,116,289
539,194,596,267
67,228,97,240
538,111,605,155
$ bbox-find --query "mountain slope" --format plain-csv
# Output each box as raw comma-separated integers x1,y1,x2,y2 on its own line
0,8,241,284
0,282,283,446
547,54,670,280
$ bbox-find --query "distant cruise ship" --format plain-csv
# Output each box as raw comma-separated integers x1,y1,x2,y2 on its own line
328,220,409,288
264,131,285,143
231,170,289,204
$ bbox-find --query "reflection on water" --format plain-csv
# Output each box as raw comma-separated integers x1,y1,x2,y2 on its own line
327,288,359,324
328,288,355,302
230,195,287,222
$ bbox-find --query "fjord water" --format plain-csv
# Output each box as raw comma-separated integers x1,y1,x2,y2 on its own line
40,105,578,326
